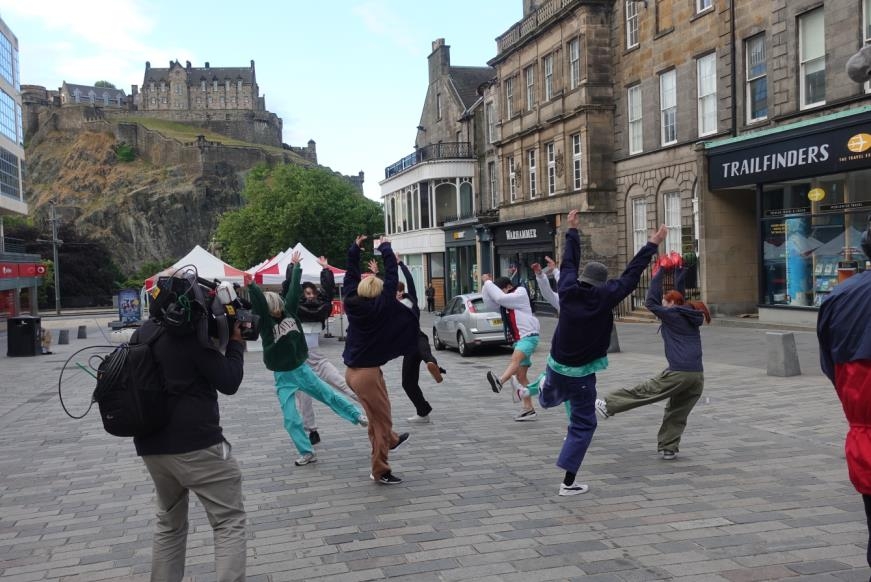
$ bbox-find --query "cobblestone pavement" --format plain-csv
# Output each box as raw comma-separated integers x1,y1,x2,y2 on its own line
0,313,868,581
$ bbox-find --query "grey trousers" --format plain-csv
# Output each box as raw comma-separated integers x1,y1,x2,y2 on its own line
604,369,704,453
298,348,358,432
141,441,247,582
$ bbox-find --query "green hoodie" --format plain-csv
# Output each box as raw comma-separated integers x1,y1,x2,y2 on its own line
248,264,308,372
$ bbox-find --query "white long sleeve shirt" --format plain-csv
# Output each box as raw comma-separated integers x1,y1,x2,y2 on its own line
481,280,540,339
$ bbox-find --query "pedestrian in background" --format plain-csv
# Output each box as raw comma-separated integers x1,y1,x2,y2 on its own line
817,216,871,572
425,282,436,313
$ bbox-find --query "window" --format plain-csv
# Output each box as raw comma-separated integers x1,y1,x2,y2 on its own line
660,70,677,145
632,198,648,253
696,0,713,13
201,80,206,91
437,93,442,120
213,80,218,91
656,0,673,33
0,32,13,87
174,84,181,95
508,156,517,202
528,149,538,199
0,145,21,201
487,102,497,144
799,8,826,108
628,85,643,154
745,34,768,122
489,161,499,208
0,90,18,143
664,192,682,254
546,142,556,195
697,53,717,136
568,38,581,89
571,133,583,190
237,79,243,91
225,80,230,91
525,65,536,110
505,77,515,118
626,1,639,49
544,54,554,100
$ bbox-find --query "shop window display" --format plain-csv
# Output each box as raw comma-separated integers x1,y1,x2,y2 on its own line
762,170,871,307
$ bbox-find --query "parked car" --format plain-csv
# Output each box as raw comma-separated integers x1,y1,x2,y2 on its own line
432,293,510,356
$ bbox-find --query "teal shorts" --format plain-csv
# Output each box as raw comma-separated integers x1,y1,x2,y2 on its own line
513,334,540,367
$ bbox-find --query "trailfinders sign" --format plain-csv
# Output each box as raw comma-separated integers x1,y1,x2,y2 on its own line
707,111,871,190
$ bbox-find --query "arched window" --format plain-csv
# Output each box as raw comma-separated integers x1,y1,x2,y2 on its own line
459,180,473,218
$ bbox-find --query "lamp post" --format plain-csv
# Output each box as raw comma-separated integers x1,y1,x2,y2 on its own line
49,202,62,315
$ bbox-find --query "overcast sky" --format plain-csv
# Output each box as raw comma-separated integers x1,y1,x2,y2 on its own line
2,0,521,201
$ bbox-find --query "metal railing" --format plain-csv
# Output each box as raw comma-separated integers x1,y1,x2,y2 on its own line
613,263,701,320
384,142,473,179
1,237,27,254
496,0,575,53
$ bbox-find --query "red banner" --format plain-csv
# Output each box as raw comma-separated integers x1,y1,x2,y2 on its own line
19,263,46,277
330,299,344,316
0,263,19,278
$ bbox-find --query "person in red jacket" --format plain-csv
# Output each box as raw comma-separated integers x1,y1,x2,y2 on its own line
817,215,871,571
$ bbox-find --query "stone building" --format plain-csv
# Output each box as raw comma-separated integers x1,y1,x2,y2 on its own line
59,82,126,107
140,60,264,112
613,0,871,324
379,39,494,305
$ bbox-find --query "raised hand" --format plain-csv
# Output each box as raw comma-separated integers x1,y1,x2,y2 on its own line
355,234,367,248
367,259,379,274
544,255,556,273
290,251,302,265
531,262,542,275
567,209,580,230
316,255,329,268
649,224,668,246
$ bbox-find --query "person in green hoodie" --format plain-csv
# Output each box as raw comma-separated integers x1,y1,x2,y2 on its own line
248,251,368,467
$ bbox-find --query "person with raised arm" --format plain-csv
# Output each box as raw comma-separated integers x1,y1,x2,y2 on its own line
342,235,419,484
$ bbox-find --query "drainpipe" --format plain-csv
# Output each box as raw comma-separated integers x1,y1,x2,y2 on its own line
730,0,737,136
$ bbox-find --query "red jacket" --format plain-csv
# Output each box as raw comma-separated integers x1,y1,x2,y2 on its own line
818,271,871,494
833,361,871,494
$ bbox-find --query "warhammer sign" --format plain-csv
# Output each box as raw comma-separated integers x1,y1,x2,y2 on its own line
493,220,552,246
707,115,871,189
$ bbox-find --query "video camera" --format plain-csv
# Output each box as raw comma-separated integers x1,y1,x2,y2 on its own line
148,266,261,350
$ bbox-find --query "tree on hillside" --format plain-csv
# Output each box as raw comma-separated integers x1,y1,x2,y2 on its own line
215,164,383,270
94,80,117,88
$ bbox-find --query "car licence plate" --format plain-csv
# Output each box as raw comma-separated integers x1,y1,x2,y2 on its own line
490,318,502,326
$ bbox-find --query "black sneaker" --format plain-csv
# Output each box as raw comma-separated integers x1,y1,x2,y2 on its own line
370,472,403,485
391,432,410,451
486,370,503,393
308,430,321,445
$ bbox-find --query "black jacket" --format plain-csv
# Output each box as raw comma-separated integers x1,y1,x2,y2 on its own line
297,267,336,325
132,318,245,456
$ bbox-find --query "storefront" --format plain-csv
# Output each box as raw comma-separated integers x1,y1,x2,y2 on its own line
706,106,871,321
0,253,45,317
491,217,555,303
443,225,477,299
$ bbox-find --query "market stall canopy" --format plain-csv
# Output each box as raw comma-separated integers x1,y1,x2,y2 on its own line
144,245,248,288
253,242,345,285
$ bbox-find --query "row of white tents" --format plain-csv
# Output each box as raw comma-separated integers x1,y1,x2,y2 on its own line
144,243,346,289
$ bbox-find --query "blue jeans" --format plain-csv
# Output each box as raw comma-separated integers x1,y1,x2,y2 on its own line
539,366,598,473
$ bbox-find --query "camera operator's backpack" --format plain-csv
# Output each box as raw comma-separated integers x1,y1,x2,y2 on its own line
92,327,169,438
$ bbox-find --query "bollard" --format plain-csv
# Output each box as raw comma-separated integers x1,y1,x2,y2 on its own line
58,329,70,345
77,325,87,339
607,325,621,353
767,331,801,377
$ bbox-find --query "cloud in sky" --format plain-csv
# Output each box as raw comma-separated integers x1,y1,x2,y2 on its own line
0,0,194,88
352,1,421,58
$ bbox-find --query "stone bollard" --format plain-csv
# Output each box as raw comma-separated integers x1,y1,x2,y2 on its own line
58,329,70,345
607,325,621,353
767,331,801,377
77,325,87,339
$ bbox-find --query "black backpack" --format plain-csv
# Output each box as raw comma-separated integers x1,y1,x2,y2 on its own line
92,327,169,437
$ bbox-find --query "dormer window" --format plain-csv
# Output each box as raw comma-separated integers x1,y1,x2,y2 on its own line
237,79,242,90
213,80,218,91
201,80,206,91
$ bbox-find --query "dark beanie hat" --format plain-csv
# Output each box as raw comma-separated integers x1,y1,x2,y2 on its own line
579,262,608,287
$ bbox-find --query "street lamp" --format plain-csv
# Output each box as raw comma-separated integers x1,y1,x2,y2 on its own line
49,202,62,315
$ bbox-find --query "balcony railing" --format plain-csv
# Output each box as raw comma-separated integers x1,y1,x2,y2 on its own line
496,0,575,54
384,142,473,179
441,209,478,224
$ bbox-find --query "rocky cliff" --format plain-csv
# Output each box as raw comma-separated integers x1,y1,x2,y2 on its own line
24,106,311,272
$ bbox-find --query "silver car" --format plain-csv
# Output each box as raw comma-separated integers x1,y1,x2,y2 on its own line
432,293,510,357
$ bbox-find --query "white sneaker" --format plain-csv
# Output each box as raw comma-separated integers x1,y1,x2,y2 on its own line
595,398,610,420
508,378,526,403
294,452,317,466
558,482,589,496
407,414,431,424
514,409,537,421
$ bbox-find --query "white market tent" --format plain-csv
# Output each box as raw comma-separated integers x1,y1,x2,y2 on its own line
252,242,345,285
144,245,248,288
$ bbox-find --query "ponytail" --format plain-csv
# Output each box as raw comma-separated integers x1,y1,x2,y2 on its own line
686,300,711,324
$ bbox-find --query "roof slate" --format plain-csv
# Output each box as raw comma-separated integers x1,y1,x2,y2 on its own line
449,66,495,108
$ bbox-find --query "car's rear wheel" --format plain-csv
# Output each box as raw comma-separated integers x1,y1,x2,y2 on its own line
457,332,470,357
432,328,445,350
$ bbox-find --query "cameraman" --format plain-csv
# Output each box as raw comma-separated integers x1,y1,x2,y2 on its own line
134,278,247,582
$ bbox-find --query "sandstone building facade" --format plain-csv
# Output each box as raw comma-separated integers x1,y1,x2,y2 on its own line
140,60,264,112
